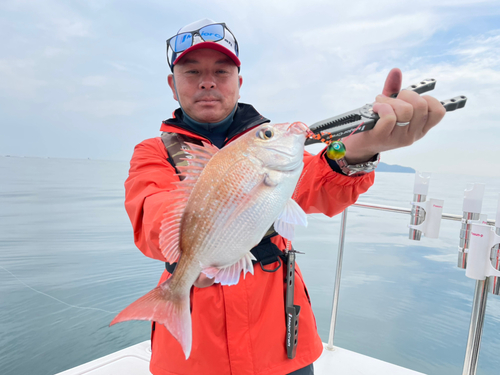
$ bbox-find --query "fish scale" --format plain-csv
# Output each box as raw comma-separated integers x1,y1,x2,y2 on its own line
190,158,264,265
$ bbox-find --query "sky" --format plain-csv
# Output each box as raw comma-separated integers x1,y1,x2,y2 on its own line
1,0,500,176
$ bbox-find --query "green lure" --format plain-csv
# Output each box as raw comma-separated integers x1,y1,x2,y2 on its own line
326,141,346,160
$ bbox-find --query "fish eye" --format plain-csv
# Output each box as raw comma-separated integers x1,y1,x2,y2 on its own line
258,128,274,140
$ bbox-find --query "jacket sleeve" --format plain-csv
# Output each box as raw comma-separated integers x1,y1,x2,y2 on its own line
293,149,375,217
124,137,178,261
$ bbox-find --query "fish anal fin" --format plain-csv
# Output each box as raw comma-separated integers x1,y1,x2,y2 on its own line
202,252,256,286
110,279,192,359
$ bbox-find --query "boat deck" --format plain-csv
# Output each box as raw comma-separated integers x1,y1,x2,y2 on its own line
56,341,425,375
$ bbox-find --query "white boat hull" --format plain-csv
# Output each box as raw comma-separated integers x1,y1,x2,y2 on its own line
56,341,426,375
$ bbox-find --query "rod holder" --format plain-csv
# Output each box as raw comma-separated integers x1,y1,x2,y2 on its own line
488,194,500,295
466,223,500,280
409,172,431,241
408,199,444,238
458,184,485,269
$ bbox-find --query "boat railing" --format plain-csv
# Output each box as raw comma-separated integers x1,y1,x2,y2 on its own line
326,201,497,375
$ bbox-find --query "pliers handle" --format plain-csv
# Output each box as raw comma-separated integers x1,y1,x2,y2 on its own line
305,79,467,145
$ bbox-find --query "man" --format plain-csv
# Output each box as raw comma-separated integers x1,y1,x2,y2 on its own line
124,19,445,375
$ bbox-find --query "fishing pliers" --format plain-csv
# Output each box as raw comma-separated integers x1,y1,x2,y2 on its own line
305,78,467,145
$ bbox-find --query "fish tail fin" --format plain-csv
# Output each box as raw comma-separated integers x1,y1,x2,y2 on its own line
110,279,192,359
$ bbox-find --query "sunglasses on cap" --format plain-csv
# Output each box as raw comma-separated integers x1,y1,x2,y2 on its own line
166,23,239,70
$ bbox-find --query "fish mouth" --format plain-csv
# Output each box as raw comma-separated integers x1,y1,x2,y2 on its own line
287,121,310,135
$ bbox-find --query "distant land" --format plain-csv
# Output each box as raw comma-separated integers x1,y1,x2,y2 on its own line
377,162,415,173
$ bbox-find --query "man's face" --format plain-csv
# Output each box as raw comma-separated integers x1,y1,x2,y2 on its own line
168,48,242,123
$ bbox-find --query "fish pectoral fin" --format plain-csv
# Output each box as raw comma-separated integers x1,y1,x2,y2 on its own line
278,198,308,226
202,252,257,286
274,198,308,241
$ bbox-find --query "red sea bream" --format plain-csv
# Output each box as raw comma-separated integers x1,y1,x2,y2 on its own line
111,122,309,359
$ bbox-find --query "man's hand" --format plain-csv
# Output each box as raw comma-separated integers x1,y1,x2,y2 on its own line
342,68,446,164
194,273,215,288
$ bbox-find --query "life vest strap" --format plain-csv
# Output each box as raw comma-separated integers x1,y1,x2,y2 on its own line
164,234,285,275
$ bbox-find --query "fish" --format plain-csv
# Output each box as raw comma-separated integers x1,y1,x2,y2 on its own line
110,121,310,359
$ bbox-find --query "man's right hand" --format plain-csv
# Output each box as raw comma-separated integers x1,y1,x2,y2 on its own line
194,273,215,288
342,68,446,164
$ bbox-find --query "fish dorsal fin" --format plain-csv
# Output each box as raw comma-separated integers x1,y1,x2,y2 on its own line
273,199,308,241
161,133,204,178
184,141,219,162
202,252,257,286
178,142,219,179
159,199,185,263
159,142,219,262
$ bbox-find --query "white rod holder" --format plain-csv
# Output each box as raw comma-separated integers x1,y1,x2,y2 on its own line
466,223,500,280
459,183,486,269
408,199,444,239
409,172,431,241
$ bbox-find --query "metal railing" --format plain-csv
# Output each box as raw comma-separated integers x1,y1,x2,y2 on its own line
325,201,497,375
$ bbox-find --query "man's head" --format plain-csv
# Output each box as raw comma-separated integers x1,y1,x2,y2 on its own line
166,19,242,124
166,19,240,72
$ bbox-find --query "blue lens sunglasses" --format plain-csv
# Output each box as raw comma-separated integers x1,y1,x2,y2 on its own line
166,23,239,69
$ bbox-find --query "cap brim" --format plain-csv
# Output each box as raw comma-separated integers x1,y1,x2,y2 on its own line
172,42,240,68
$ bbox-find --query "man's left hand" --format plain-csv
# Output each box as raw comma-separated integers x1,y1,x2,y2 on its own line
342,68,446,164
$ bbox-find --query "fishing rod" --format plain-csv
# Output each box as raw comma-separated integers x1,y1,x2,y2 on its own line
305,78,467,145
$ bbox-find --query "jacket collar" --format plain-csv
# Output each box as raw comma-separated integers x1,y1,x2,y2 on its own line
160,103,270,145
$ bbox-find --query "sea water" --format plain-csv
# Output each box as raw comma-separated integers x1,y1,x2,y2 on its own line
1,156,500,375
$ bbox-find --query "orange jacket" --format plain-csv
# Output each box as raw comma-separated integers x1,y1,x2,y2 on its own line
124,111,374,375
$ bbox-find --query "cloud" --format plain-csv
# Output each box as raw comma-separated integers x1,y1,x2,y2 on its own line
358,30,500,176
0,58,47,98
42,47,69,58
1,0,92,41
244,16,500,176
295,12,442,64
63,97,142,117
1,0,500,172
81,76,109,87
399,30,500,129
35,17,91,41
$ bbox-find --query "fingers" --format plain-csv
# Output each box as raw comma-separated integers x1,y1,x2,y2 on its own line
377,85,445,138
373,89,437,146
381,68,402,97
194,273,215,288
421,95,446,134
343,70,447,159
376,92,415,124
371,102,397,136
343,102,398,162
396,90,429,137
